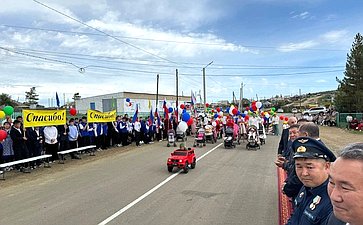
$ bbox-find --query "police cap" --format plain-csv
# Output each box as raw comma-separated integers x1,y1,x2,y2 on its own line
292,137,336,162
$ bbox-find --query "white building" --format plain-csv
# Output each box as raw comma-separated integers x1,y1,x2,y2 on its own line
75,91,191,115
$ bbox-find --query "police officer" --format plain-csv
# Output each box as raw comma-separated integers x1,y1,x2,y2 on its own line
286,137,336,225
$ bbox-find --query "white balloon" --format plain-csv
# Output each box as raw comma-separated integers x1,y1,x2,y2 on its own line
256,101,262,109
177,121,188,132
218,111,223,117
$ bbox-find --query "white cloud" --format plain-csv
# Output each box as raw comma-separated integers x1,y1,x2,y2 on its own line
291,11,311,20
278,40,318,52
321,30,348,43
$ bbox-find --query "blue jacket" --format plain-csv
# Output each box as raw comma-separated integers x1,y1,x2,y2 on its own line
286,179,332,225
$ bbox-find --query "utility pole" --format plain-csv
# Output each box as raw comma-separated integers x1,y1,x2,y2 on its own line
239,82,245,110
299,88,302,110
176,69,179,122
63,93,66,107
156,74,159,110
202,61,213,112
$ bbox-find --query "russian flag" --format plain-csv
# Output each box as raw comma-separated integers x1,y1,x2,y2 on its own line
132,104,139,123
163,99,169,120
148,106,154,125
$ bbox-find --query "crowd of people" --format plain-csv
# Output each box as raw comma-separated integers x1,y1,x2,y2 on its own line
0,113,188,172
275,116,363,225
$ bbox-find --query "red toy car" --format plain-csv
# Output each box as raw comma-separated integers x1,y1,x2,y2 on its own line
167,148,196,173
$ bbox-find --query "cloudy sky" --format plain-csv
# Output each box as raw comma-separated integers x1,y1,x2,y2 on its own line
1,0,362,106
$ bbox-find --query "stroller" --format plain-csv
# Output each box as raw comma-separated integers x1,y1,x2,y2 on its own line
224,126,235,148
246,125,260,150
176,126,187,142
193,127,206,147
167,129,177,147
205,125,216,144
258,123,266,145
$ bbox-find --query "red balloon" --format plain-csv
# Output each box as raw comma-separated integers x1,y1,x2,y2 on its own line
206,103,209,107
245,115,250,120
211,109,215,113
252,101,256,106
0,130,7,141
216,107,221,112
252,105,257,111
70,108,77,116
246,106,250,111
279,115,284,120
180,104,185,109
187,118,193,126
232,108,238,115
284,117,289,121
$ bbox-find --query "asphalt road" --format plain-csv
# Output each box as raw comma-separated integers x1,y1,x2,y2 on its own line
0,135,280,225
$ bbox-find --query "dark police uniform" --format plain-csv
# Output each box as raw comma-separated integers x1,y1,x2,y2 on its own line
286,137,336,225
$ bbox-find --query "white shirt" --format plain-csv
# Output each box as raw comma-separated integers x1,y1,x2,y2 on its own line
44,126,58,144
134,121,141,132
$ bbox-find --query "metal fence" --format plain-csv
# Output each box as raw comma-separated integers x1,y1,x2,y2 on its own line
336,112,363,128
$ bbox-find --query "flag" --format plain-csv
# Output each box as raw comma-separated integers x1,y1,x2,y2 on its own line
155,108,161,127
149,106,154,125
56,92,60,108
148,99,152,110
132,104,139,123
163,99,169,120
191,90,196,106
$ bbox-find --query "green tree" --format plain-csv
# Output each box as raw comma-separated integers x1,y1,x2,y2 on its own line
335,33,363,112
24,87,39,106
0,93,14,106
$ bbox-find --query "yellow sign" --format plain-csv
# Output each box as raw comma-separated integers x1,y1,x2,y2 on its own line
23,109,66,128
87,109,116,123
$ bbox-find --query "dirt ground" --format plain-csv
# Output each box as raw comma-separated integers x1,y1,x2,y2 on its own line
320,126,363,154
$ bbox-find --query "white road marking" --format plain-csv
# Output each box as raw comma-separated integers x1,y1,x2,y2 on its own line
97,142,223,225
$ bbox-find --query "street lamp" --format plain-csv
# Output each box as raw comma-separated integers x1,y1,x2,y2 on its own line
202,61,213,111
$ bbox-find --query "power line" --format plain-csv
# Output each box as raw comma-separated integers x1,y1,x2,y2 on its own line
32,0,179,65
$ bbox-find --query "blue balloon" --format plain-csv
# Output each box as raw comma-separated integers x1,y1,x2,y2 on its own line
182,113,191,122
126,98,130,102
226,107,230,113
241,113,246,118
214,113,218,119
168,107,173,113
183,109,187,113
237,110,241,116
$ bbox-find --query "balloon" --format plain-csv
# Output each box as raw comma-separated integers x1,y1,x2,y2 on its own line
187,118,193,126
214,113,219,119
271,107,276,112
180,104,185,109
0,111,5,119
168,107,173,113
232,108,238,115
252,105,257,111
245,115,250,120
256,101,262,109
182,113,191,122
216,107,221,112
206,103,210,107
265,113,270,119
229,106,235,115
3,106,14,116
178,121,188,132
284,117,289,121
237,110,241,116
279,115,284,120
183,109,187,113
126,98,131,102
0,130,7,141
218,111,223,117
69,108,77,116
246,106,250,111
252,101,256,106
212,121,217,127
241,113,246,118
225,107,230,113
